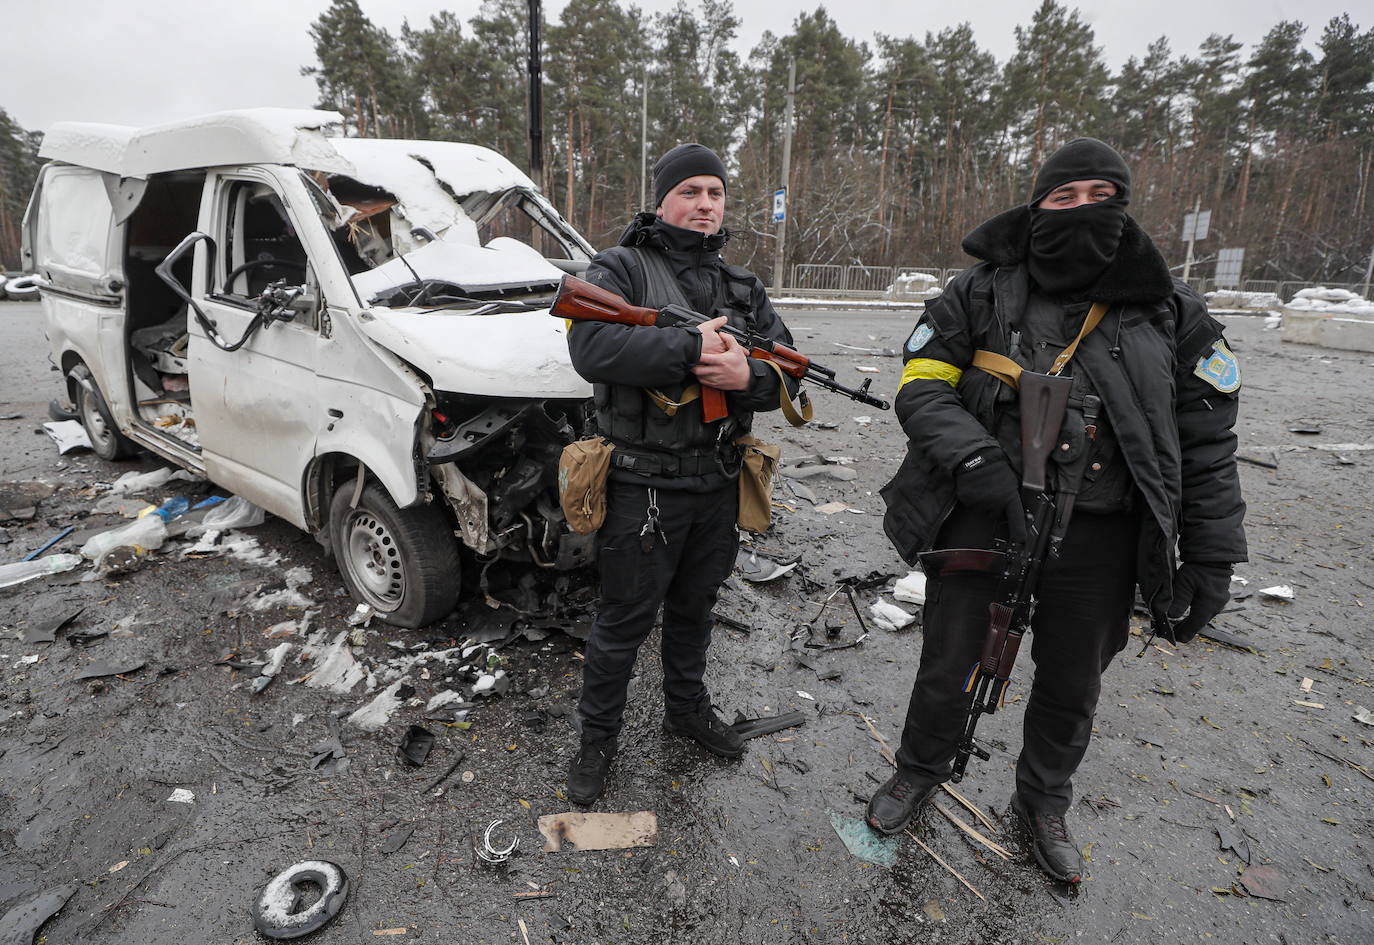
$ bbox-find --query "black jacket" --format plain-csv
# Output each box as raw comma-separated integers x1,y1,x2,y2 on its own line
568,214,796,491
881,206,1247,635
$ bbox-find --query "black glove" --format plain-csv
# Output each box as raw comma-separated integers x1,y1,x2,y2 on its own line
954,448,1026,544
1167,562,1233,643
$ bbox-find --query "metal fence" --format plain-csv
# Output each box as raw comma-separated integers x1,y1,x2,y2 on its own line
778,267,1368,304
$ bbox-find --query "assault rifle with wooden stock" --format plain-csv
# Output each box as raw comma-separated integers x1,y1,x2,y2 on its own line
920,374,1101,782
550,274,890,423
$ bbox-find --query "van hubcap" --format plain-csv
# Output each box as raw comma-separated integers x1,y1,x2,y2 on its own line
342,511,404,609
80,388,113,450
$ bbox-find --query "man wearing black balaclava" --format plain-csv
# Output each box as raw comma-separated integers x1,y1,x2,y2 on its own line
562,144,799,806
870,138,1247,884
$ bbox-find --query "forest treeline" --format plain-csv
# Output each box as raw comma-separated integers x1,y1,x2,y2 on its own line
4,0,1373,284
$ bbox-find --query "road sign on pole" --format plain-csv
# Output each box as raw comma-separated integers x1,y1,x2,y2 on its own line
1182,209,1212,242
1215,247,1245,288
772,188,787,223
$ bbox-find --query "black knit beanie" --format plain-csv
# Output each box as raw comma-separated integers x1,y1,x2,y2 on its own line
653,143,728,208
1030,137,1131,205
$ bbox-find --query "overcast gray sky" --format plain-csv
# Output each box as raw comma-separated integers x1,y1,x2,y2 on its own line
1,0,1362,131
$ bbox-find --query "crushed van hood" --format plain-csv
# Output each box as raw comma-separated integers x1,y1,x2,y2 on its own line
358,308,591,399
350,237,563,303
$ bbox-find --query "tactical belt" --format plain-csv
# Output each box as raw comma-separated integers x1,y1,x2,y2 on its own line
610,446,736,477
972,302,1108,389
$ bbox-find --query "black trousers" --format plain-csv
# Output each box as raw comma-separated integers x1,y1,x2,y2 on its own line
577,479,739,741
895,507,1139,814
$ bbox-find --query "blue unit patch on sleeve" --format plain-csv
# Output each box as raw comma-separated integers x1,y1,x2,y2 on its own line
1193,340,1241,393
905,322,936,355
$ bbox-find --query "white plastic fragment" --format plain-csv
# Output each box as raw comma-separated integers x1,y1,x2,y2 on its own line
167,788,195,803
1258,585,1295,601
184,495,265,535
892,571,928,605
426,690,466,713
869,599,917,631
0,553,84,589
304,631,368,693
796,690,815,701
107,467,200,495
1353,706,1374,727
42,420,92,454
346,604,375,627
346,680,408,731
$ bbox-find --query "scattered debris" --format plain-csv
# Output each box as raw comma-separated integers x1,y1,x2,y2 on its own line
20,606,84,644
796,690,815,701
184,494,265,535
869,599,917,632
1197,627,1261,653
252,642,293,694
1352,706,1374,727
892,570,927,605
735,547,798,583
76,657,146,680
167,788,195,803
0,884,79,945
1217,823,1252,864
905,829,985,901
42,420,92,454
932,801,1011,859
1258,585,1295,601
478,820,520,863
347,680,410,732
106,467,200,496
0,553,84,590
814,501,864,515
347,604,376,627
421,751,467,792
783,465,858,482
1288,426,1322,435
379,824,416,855
538,811,658,853
1236,454,1279,470
22,526,76,562
303,632,369,694
732,709,807,739
253,861,349,940
829,812,898,867
397,725,435,766
1239,865,1285,901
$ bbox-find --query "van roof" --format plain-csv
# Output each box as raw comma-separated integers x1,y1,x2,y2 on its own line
37,108,535,194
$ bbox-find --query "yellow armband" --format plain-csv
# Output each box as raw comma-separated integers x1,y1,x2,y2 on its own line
899,358,964,390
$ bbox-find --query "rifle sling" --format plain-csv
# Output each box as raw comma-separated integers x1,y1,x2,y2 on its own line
972,302,1109,389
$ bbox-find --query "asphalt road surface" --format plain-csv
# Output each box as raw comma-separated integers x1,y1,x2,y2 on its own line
1,299,1371,944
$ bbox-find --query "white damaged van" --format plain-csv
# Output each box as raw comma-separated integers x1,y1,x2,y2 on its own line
23,108,595,626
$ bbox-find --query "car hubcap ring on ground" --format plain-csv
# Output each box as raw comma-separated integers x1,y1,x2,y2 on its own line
343,510,405,609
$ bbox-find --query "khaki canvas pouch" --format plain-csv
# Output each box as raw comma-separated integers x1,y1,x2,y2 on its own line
735,434,781,533
558,437,614,534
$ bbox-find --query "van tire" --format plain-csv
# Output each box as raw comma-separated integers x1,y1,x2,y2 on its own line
70,363,138,461
329,477,460,628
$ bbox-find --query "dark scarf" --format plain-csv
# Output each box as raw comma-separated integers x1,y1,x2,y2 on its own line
1027,198,1128,296
962,204,1174,305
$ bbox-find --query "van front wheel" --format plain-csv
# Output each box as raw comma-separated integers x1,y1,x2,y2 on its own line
329,478,460,628
70,363,137,461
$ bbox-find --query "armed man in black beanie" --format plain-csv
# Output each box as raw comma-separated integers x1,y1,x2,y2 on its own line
870,137,1246,883
563,143,798,805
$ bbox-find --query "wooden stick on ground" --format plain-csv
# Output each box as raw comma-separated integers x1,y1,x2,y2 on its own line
940,783,1000,834
860,715,897,767
905,829,986,901
933,801,1012,860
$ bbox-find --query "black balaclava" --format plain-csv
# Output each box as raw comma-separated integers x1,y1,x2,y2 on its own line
1027,137,1131,296
652,143,728,209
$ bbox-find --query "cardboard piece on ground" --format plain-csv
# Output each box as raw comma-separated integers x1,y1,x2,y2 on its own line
538,811,658,852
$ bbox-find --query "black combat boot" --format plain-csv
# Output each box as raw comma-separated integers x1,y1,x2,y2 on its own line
567,737,617,805
663,703,745,758
1011,792,1084,883
866,770,940,835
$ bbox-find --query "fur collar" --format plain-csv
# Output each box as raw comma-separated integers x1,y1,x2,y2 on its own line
961,205,1175,304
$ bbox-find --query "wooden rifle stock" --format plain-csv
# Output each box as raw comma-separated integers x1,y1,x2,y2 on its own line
552,275,729,421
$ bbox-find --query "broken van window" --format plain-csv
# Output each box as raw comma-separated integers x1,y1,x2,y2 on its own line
303,152,589,311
